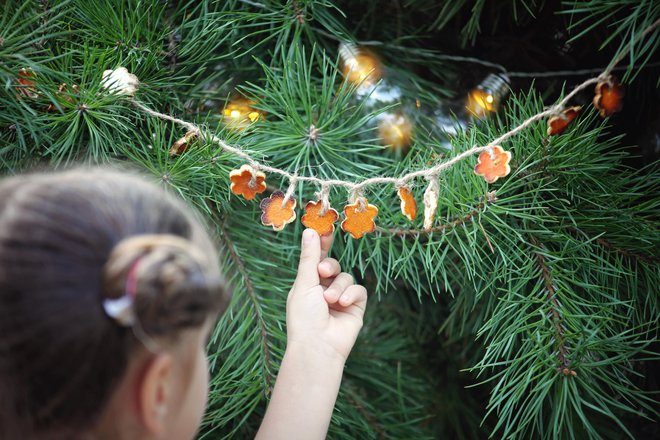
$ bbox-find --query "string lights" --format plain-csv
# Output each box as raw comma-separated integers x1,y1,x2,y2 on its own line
377,112,413,151
339,42,383,90
339,42,415,152
222,97,262,130
465,73,510,119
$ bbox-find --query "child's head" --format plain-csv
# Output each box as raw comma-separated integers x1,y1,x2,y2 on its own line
0,168,231,439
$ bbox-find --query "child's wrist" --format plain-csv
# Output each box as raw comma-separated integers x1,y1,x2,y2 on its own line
285,337,348,367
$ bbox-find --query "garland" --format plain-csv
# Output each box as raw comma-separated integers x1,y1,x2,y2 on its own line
131,65,626,239
15,19,657,239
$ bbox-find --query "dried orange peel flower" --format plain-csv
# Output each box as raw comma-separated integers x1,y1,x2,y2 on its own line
301,200,339,236
423,180,439,231
260,191,297,231
547,106,581,136
593,78,624,118
341,198,378,239
474,146,512,184
397,186,417,221
229,165,266,200
170,131,199,156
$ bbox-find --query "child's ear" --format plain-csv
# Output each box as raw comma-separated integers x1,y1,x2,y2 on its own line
138,353,174,435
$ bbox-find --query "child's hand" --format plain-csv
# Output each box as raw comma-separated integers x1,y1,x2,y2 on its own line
286,229,367,361
257,229,365,438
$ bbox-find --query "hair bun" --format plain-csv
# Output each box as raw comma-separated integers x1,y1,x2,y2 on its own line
103,234,222,335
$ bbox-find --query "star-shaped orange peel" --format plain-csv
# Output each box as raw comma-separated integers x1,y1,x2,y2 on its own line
397,186,417,221
260,191,297,231
547,106,581,136
229,164,266,200
593,77,624,118
301,200,339,236
474,146,512,184
170,131,199,156
341,198,378,239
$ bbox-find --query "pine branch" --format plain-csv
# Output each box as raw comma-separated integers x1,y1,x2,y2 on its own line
341,384,388,439
528,234,575,377
218,220,275,394
563,0,660,82
567,227,658,265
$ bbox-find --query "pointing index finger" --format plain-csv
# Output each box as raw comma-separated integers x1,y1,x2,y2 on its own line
293,229,321,289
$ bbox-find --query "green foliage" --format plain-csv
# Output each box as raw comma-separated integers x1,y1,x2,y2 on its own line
241,44,393,180
562,0,660,82
428,0,544,47
335,0,544,48
467,100,659,439
1,1,658,439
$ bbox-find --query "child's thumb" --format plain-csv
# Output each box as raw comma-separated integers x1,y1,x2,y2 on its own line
293,229,321,289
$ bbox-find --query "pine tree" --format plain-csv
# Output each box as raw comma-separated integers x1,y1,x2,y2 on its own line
1,1,659,439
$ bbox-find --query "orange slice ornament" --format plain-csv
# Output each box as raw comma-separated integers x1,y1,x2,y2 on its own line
474,146,512,184
547,106,581,136
229,165,266,200
397,187,417,221
170,131,199,156
593,77,624,118
341,198,378,239
260,191,297,231
422,179,439,231
301,200,339,236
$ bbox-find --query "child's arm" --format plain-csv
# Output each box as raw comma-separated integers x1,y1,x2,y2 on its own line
255,229,367,440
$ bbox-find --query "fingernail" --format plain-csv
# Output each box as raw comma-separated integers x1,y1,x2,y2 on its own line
320,261,331,272
303,229,315,244
340,294,349,304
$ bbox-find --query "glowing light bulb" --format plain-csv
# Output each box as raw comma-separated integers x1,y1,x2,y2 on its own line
223,98,262,130
339,43,383,89
465,73,510,119
378,113,413,151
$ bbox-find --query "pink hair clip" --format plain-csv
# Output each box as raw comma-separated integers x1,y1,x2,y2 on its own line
102,254,160,352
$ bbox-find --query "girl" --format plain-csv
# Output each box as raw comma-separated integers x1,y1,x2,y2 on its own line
0,168,367,440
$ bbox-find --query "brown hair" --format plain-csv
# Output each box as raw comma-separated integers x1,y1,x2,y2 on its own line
0,168,231,439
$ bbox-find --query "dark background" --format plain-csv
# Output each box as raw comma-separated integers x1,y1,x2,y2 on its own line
336,0,660,168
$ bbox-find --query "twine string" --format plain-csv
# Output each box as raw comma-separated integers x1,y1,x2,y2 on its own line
356,197,367,212
348,188,367,212
248,168,259,189
316,184,332,216
131,19,658,194
282,176,297,207
487,146,496,161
